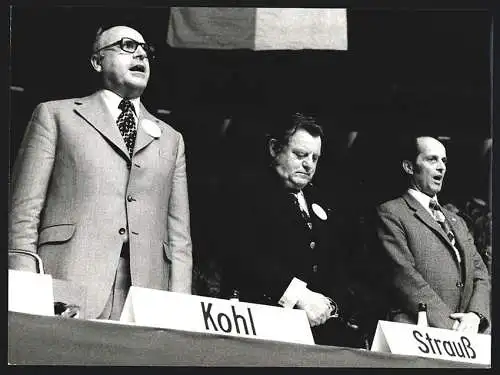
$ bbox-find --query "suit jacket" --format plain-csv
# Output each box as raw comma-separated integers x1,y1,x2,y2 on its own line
375,192,491,332
9,91,193,318
223,169,353,315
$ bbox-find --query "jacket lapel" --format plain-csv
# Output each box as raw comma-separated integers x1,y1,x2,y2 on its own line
443,208,470,273
133,103,162,155
73,92,130,159
403,192,456,245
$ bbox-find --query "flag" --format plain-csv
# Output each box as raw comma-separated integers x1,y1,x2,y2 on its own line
167,7,347,51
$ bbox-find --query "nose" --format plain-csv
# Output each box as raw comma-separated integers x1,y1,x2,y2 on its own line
302,156,315,171
437,159,446,172
134,45,148,60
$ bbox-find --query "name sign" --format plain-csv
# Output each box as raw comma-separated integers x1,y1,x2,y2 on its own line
371,320,490,366
120,286,314,345
8,269,55,316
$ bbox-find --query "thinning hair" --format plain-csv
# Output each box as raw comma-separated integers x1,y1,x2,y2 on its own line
92,25,116,55
399,134,444,164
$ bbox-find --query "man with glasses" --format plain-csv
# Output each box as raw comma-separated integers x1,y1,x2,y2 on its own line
9,25,193,320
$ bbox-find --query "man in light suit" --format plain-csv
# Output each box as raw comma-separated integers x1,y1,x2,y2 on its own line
9,25,192,319
375,136,490,333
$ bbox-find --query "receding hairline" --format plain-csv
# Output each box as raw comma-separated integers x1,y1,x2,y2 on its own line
416,136,445,151
93,25,143,52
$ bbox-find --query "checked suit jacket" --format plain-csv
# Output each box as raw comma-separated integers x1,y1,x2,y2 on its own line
9,91,193,318
375,192,491,333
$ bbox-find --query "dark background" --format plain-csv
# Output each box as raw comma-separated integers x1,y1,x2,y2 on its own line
8,7,493,294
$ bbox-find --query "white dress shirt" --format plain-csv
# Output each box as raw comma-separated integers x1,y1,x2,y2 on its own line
100,89,141,124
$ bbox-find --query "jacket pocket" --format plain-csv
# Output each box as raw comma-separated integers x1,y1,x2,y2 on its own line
163,241,172,263
38,224,76,246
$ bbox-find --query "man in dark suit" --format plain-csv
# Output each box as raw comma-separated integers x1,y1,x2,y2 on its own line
222,113,363,347
9,25,192,319
375,136,490,333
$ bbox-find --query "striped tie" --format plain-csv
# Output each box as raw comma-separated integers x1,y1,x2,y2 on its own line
429,200,461,263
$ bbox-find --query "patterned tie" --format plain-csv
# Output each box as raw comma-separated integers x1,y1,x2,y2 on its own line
429,200,461,263
117,99,137,157
290,193,312,230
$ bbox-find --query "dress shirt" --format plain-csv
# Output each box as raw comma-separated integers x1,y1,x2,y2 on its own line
100,89,141,124
407,188,437,217
293,190,310,217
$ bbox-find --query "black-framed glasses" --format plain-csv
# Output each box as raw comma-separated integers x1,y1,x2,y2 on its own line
94,37,155,59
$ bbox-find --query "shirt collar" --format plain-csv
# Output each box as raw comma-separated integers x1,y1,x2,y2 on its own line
292,190,310,215
408,188,438,216
100,89,141,121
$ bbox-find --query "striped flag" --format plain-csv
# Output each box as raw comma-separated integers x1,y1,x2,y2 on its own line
167,7,347,51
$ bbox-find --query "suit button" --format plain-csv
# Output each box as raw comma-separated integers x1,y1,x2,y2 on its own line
310,241,316,249
119,228,126,235
312,265,318,273
127,195,134,202
456,281,464,288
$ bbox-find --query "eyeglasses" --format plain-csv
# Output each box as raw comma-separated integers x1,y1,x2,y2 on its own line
94,37,155,59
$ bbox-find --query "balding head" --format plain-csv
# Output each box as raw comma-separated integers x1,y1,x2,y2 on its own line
402,136,448,197
90,25,151,99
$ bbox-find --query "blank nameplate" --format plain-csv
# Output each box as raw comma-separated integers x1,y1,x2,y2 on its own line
120,286,314,345
8,269,54,316
371,320,490,365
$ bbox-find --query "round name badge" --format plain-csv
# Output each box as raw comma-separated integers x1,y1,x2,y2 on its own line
141,119,162,138
312,203,328,221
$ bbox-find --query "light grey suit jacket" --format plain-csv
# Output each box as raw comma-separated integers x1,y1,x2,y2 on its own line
9,91,193,318
376,192,491,333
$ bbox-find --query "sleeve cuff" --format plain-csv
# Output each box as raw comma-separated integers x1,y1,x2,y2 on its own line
278,277,307,308
470,311,489,332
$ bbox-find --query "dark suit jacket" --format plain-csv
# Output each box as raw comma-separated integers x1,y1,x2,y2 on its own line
375,192,491,333
9,91,193,318
222,169,355,321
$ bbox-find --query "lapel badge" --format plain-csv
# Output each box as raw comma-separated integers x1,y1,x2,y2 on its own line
312,203,328,221
141,119,162,138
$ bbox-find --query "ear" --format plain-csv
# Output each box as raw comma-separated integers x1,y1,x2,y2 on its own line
402,160,414,175
90,54,102,73
268,138,279,158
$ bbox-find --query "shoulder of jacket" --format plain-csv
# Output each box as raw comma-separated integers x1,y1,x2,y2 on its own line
377,196,406,214
36,97,82,108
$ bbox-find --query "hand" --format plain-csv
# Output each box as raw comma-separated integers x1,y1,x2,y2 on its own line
449,312,480,333
296,289,332,327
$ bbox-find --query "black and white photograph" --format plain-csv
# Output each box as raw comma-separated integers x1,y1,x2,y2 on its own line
8,5,494,367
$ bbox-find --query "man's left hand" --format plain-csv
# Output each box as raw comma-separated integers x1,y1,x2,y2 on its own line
449,312,480,333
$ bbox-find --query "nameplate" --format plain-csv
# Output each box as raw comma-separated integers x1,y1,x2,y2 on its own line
8,269,54,316
120,286,315,345
371,320,490,365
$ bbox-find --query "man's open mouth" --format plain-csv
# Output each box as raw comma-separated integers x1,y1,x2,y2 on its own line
130,65,146,72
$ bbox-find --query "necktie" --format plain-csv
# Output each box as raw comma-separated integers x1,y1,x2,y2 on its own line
117,99,137,157
429,200,461,263
290,193,312,230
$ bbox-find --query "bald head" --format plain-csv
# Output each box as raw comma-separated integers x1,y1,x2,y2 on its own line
90,25,150,99
93,26,146,53
402,136,448,197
